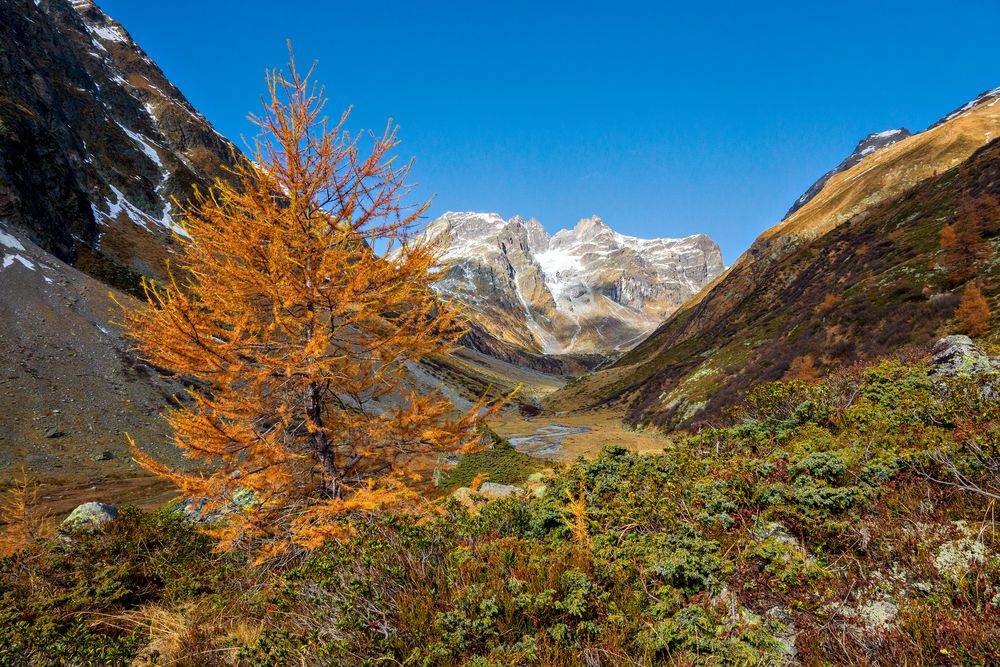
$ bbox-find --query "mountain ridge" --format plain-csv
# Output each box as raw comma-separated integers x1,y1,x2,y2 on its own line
546,85,1000,428
0,0,238,291
426,211,724,355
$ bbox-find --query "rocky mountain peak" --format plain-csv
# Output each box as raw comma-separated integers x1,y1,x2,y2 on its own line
423,212,724,355
523,217,549,254
564,215,611,242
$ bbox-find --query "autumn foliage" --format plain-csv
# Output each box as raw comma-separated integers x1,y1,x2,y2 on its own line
0,468,53,556
119,55,497,559
939,197,995,283
786,354,822,382
955,282,992,337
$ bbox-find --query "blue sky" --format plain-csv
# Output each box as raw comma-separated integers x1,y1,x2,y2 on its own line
100,0,1000,264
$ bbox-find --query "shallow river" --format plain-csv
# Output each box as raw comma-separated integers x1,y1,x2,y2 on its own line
507,423,592,460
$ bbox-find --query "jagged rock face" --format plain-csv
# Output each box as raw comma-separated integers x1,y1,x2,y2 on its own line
427,212,724,354
784,128,912,218
0,0,237,284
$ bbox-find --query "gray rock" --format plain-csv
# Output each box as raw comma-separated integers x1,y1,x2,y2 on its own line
478,482,524,498
62,502,118,531
931,335,1000,378
180,488,257,523
754,521,798,546
44,427,65,438
95,450,113,461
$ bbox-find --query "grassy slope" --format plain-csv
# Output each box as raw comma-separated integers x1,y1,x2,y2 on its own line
547,137,1000,430
437,425,550,491
758,91,1000,247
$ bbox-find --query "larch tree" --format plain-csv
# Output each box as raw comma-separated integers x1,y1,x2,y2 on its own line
119,55,499,560
0,468,53,556
955,282,992,337
941,200,994,284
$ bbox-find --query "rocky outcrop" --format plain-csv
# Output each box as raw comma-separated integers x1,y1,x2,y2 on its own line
181,489,257,524
0,0,237,287
930,335,1000,378
424,212,724,355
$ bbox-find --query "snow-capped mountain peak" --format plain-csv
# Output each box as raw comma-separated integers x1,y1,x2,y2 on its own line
421,212,724,355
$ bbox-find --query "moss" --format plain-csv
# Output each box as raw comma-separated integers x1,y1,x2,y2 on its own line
438,424,550,491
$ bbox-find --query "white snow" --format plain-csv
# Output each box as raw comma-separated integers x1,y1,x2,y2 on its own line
940,86,1000,125
86,23,127,43
534,248,582,275
0,230,25,252
116,122,162,166
2,254,35,271
92,185,189,239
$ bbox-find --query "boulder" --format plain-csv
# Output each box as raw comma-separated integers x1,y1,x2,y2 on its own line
931,335,1000,378
477,482,523,498
180,488,257,523
62,502,118,531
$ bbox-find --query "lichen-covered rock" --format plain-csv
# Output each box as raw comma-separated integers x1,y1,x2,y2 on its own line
478,482,524,498
61,502,118,531
754,521,798,546
450,482,526,505
931,335,1000,378
854,598,899,631
181,488,257,523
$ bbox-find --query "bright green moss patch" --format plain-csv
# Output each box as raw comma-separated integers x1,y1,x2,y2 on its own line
438,424,551,491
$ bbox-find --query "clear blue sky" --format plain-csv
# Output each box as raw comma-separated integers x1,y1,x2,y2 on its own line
99,0,1000,264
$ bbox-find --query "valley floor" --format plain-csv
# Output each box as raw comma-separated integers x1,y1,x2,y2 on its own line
22,408,660,520
491,410,670,461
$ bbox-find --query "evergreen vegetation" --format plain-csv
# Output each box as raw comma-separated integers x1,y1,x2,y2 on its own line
3,355,998,665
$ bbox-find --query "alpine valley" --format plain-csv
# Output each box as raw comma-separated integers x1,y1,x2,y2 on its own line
2,1,1000,664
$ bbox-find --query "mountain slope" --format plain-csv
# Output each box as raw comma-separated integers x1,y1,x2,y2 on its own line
784,128,911,218
547,90,1000,428
753,86,1000,260
0,0,565,491
427,212,724,355
0,0,238,292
